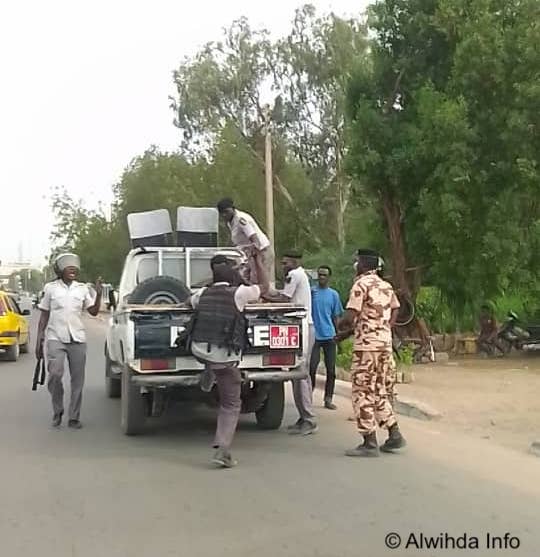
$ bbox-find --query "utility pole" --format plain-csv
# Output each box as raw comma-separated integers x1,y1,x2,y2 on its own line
263,104,276,281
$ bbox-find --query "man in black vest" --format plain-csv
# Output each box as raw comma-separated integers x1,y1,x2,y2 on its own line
189,253,269,468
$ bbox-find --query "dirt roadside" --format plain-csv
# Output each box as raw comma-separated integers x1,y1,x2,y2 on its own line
395,355,540,454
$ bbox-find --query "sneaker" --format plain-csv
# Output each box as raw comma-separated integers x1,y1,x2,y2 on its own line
287,419,304,434
212,448,237,468
299,421,318,436
52,412,63,428
68,420,83,429
199,369,215,393
324,399,337,410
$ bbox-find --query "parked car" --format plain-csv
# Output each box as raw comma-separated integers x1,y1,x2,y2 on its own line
0,291,30,361
17,293,34,314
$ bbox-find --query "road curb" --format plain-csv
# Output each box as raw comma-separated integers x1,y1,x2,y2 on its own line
316,373,442,421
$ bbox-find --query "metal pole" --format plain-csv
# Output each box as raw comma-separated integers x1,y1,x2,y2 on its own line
264,105,276,282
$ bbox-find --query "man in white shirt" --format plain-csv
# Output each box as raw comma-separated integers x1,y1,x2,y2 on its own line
264,251,317,435
189,253,269,468
36,253,102,428
217,198,274,283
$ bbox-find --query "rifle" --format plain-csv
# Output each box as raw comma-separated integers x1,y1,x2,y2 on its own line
32,355,46,391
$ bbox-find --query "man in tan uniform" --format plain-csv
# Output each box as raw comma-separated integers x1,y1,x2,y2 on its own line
336,249,406,457
217,198,274,283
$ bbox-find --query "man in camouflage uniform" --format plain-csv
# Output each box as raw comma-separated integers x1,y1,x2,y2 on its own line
336,249,406,457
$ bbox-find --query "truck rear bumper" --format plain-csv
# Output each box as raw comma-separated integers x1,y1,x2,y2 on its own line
131,369,307,387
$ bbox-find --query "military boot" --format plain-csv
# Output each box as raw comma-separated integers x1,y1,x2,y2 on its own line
380,423,407,453
345,432,380,457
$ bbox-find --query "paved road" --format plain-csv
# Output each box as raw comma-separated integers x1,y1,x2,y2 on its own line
1,313,540,557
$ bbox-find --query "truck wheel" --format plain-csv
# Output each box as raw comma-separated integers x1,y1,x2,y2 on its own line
121,367,145,435
255,382,285,430
128,276,191,305
5,342,20,362
105,347,121,399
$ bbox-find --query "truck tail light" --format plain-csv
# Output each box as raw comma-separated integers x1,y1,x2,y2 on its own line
263,352,295,367
140,358,175,371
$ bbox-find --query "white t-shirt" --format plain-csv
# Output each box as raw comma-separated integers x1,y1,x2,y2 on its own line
282,266,313,324
38,280,95,343
228,210,270,251
189,283,260,365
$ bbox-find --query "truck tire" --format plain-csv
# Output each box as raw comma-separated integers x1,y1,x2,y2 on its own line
128,276,191,305
255,382,285,430
105,346,121,399
121,367,145,435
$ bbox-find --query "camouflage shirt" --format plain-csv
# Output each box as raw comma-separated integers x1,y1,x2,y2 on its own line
346,271,400,352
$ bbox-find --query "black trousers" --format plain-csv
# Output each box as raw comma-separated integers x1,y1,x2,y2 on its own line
309,339,337,401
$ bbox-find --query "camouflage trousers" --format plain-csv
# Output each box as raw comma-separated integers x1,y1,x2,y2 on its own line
351,350,398,435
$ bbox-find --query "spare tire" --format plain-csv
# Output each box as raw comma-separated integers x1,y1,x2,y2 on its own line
128,276,191,305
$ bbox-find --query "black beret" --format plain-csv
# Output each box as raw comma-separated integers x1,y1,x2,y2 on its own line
283,250,303,259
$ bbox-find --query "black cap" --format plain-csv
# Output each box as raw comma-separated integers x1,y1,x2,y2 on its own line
217,198,234,213
283,250,303,259
357,248,379,257
210,254,230,268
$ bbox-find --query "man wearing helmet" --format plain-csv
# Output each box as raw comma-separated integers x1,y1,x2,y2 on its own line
36,253,102,428
336,249,406,457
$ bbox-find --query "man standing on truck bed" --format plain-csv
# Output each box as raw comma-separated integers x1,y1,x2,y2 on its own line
36,253,102,429
217,198,273,284
264,251,318,436
189,253,269,468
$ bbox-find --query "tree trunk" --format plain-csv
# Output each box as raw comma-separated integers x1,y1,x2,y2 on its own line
380,193,410,297
336,181,346,253
335,147,347,252
381,192,431,344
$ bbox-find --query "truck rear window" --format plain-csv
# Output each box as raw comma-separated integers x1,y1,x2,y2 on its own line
135,254,228,289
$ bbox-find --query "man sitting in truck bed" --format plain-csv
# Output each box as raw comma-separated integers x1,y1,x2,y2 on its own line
189,252,269,468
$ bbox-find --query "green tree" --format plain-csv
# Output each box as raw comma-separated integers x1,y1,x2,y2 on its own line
347,0,540,322
274,5,368,250
171,7,372,251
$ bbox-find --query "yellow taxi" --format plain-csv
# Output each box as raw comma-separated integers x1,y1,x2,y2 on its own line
0,290,30,361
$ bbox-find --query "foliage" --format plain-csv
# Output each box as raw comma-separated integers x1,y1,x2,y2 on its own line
336,338,353,371
347,0,540,316
171,6,370,249
8,269,44,293
48,2,539,333
396,344,414,367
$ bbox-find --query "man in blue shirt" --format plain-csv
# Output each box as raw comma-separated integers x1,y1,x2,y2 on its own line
309,265,344,409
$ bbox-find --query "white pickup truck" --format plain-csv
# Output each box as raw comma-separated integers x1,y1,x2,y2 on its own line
105,246,309,435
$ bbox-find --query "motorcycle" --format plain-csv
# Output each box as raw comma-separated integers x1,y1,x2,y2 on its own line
496,311,530,355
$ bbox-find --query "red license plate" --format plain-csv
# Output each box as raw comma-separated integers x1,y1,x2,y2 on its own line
269,325,300,349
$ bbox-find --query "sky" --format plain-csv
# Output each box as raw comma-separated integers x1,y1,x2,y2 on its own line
0,0,368,267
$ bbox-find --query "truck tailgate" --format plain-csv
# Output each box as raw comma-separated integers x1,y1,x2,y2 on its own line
128,303,307,362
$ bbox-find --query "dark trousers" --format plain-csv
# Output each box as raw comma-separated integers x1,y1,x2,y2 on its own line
212,365,242,450
309,339,337,401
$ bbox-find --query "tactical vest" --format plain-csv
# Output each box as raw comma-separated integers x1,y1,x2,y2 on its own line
191,285,247,355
